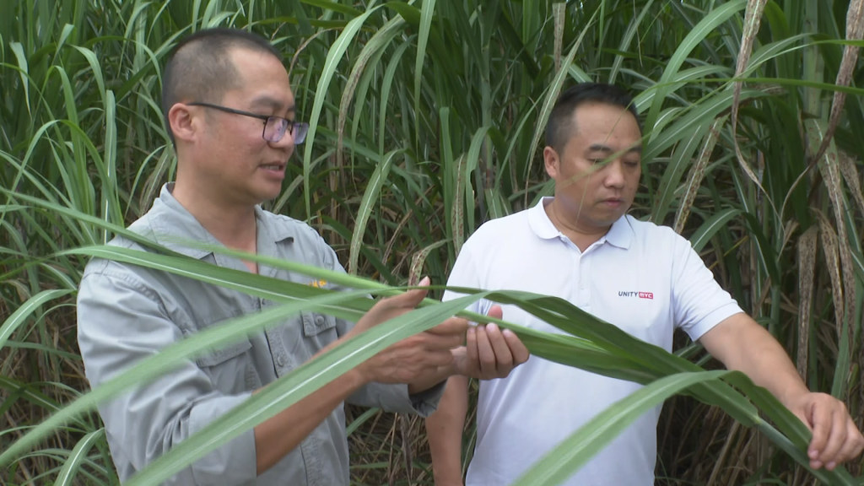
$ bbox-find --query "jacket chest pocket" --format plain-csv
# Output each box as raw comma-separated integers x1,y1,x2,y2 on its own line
302,312,337,337
196,338,261,391
301,312,339,355
272,312,339,366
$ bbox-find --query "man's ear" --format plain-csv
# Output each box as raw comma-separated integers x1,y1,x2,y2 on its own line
168,103,197,143
543,146,560,180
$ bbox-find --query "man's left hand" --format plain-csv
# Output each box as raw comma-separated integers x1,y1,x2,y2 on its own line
786,392,864,470
451,305,530,380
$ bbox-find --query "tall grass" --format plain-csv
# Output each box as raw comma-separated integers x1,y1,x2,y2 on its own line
2,0,863,484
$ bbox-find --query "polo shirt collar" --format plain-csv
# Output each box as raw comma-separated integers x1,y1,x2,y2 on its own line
527,197,561,240
605,215,632,249
527,197,633,250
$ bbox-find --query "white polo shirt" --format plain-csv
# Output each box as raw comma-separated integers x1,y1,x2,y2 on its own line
444,198,742,486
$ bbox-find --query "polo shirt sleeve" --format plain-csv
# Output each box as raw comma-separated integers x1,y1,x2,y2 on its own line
670,236,743,341
77,267,256,485
442,235,492,317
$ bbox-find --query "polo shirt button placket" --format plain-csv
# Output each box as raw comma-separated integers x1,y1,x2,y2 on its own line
579,258,591,308
569,251,582,307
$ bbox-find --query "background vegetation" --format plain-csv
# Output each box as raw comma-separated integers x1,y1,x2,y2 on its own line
1,0,863,484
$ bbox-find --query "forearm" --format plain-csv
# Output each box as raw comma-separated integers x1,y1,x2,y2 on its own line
254,367,366,474
701,314,809,405
734,330,807,402
426,376,469,485
254,325,382,474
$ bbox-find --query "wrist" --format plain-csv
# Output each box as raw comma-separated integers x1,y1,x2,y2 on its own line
432,470,464,486
344,363,371,390
775,385,811,409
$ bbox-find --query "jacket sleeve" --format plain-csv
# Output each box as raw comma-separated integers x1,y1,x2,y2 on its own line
77,268,256,485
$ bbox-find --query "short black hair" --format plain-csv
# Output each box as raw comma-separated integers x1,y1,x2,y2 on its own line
545,83,640,153
161,28,283,143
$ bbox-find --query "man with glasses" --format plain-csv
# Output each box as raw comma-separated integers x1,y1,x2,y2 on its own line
185,101,310,144
77,28,528,485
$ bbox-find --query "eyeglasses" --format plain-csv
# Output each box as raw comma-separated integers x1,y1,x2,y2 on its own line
187,102,309,144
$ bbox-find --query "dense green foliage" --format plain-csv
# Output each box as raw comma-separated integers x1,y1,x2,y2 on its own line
1,0,863,484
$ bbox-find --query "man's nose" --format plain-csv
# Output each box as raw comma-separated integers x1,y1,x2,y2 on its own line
603,160,625,187
270,129,296,154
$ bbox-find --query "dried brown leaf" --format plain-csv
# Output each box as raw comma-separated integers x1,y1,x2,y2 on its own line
796,226,818,379
810,0,864,165
817,214,843,340
451,154,466,257
839,151,864,217
408,240,443,286
675,116,727,234
553,3,566,72
819,144,856,348
730,0,768,189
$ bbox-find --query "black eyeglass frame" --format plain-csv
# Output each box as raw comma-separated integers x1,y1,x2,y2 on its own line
187,102,308,144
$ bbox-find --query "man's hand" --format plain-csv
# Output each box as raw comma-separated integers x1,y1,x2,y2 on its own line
701,314,864,470
351,277,467,386
451,305,530,380
784,392,864,470
350,281,529,392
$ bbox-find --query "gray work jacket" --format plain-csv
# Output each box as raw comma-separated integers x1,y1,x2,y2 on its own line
77,184,440,485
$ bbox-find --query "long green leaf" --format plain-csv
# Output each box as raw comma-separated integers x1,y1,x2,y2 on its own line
348,149,398,274
0,289,375,467
53,429,106,486
0,289,73,350
644,0,747,135
127,293,485,485
689,208,742,252
513,370,734,486
301,6,380,219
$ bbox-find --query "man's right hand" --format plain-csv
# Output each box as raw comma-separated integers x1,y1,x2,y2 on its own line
350,278,529,395
350,277,468,387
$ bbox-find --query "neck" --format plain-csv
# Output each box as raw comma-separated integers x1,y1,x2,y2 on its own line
171,179,258,255
544,198,610,252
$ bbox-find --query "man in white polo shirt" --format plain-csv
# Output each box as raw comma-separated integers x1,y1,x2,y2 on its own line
425,83,864,485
